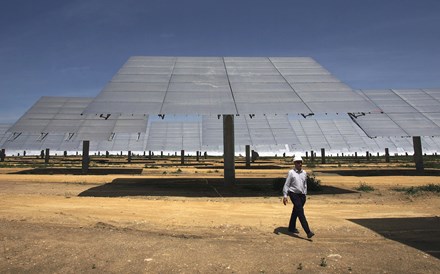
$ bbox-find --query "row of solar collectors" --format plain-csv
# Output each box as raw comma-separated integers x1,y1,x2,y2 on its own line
3,85,440,153
2,117,440,154
6,97,149,135
9,87,440,144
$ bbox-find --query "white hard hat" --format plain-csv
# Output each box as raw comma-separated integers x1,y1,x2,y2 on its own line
293,155,303,162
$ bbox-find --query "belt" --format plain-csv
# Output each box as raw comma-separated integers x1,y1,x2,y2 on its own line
288,191,305,195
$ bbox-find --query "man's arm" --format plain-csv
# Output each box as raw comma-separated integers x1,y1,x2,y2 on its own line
282,171,292,205
303,170,308,193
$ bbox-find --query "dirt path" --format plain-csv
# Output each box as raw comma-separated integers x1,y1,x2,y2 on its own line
0,167,439,273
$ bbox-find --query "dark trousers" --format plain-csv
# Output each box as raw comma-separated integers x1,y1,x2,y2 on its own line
288,192,311,234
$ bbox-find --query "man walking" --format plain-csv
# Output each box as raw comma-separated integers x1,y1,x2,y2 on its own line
282,155,314,238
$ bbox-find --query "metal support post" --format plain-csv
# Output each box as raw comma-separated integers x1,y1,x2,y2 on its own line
44,148,50,164
223,115,235,185
0,149,5,162
82,140,90,174
413,136,424,172
245,145,250,168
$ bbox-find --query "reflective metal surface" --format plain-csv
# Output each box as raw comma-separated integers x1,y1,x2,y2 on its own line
83,56,377,115
353,89,440,137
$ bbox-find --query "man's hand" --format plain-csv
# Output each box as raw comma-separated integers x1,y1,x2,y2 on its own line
283,197,288,205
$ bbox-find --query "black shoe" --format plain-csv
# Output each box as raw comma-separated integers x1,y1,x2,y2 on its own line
307,231,315,238
289,228,300,234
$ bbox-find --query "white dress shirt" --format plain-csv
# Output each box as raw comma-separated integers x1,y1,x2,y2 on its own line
283,168,307,197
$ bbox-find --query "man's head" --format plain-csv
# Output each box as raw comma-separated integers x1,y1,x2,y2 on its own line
293,155,303,170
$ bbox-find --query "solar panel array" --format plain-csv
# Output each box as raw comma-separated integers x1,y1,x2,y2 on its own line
2,97,149,150
3,111,440,154
1,132,147,152
83,56,376,115
287,115,440,154
8,97,92,133
2,133,81,152
353,89,440,137
201,114,300,146
2,57,440,155
0,124,12,148
89,133,146,152
146,121,202,151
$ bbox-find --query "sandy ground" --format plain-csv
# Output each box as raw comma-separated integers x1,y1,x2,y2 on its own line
0,159,439,273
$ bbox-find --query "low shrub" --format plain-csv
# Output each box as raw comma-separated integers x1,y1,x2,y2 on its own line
355,182,375,192
307,172,322,191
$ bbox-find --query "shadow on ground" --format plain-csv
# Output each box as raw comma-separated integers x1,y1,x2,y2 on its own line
273,227,312,241
12,168,143,175
315,169,440,177
349,217,440,259
78,178,356,198
196,165,286,169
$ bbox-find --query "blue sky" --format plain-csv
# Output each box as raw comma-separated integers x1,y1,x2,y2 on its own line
1,0,439,123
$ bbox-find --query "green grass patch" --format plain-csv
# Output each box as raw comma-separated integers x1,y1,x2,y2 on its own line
424,162,440,168
355,182,375,192
391,184,440,195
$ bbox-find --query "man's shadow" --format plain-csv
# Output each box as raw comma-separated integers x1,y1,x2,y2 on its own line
273,227,312,241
